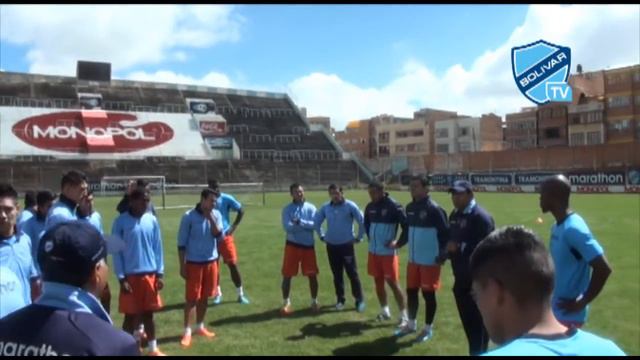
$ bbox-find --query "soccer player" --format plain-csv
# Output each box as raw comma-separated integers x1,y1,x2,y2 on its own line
446,180,494,355
539,175,613,328
44,170,88,231
470,226,625,356
16,190,36,233
314,184,366,312
391,175,448,343
280,183,320,315
0,184,39,319
178,188,223,347
208,180,249,305
22,191,57,272
112,188,166,356
363,182,408,325
0,221,140,356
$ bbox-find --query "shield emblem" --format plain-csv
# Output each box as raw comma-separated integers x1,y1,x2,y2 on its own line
511,40,571,105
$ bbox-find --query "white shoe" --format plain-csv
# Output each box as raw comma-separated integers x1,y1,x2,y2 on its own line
335,302,345,311
376,311,392,321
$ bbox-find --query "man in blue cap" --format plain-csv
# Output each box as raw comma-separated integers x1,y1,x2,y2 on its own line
446,179,495,355
0,220,139,356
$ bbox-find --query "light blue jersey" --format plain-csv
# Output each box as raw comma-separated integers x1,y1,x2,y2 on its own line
16,208,35,234
111,212,164,280
178,205,223,263
550,213,604,324
483,328,626,356
314,199,364,245
0,233,38,319
81,211,104,235
21,215,47,274
216,193,242,233
282,200,317,247
45,196,77,232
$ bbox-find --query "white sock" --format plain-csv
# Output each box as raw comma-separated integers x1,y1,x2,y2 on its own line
381,305,390,315
237,286,244,297
311,298,318,305
197,322,205,330
184,327,192,336
400,309,408,320
138,324,145,332
217,286,222,296
284,298,291,306
425,324,433,332
408,319,417,330
148,340,158,352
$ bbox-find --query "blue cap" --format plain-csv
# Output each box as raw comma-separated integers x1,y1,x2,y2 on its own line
37,221,121,277
448,180,473,194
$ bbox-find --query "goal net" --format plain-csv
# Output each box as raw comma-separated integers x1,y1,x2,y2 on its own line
99,176,265,210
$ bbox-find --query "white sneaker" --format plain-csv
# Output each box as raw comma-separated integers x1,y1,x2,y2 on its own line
335,302,345,311
376,311,392,321
397,317,409,328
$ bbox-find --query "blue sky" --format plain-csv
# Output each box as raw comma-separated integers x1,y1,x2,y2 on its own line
1,5,638,130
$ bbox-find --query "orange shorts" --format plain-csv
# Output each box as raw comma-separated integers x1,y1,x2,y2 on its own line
368,253,399,281
219,235,238,265
282,244,319,277
186,261,219,302
118,274,163,315
406,263,441,291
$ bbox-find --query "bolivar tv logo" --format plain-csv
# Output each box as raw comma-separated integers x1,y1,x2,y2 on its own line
511,40,572,105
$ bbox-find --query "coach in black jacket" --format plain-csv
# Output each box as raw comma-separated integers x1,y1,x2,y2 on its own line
0,221,139,356
446,180,495,355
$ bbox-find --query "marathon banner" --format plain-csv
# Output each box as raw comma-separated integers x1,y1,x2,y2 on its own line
470,173,513,185
566,171,625,185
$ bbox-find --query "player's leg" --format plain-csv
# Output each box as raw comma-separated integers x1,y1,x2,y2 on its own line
302,247,320,311
326,244,346,308
343,244,365,311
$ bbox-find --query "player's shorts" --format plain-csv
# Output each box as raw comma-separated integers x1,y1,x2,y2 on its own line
219,235,238,265
118,273,163,314
406,263,441,291
185,260,219,302
282,243,319,277
367,253,399,281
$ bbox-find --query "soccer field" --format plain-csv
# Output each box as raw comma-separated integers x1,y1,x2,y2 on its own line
95,191,640,356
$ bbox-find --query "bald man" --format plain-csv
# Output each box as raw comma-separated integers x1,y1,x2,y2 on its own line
539,175,612,328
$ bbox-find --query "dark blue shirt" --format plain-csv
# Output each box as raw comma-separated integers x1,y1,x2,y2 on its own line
364,194,406,256
0,305,139,356
398,196,449,265
448,199,495,289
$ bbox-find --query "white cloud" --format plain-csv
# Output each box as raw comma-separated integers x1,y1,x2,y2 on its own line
0,5,243,75
287,5,640,131
126,70,233,88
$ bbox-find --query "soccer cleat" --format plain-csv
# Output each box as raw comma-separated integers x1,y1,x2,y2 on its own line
238,295,250,304
195,327,216,338
393,323,417,337
397,317,409,328
335,302,345,311
310,302,320,312
180,333,192,348
212,294,223,305
356,301,366,313
280,304,293,316
414,328,434,343
147,349,167,356
376,311,392,321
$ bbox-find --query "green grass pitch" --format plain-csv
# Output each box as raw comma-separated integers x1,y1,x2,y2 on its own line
95,191,639,355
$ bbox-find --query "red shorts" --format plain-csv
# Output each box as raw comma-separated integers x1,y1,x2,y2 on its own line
186,261,219,302
219,235,238,265
368,253,399,281
406,263,441,291
282,244,319,277
119,274,163,314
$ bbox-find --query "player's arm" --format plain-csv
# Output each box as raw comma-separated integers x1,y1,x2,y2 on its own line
581,255,612,306
282,206,297,233
352,203,365,242
227,196,244,235
433,206,450,264
111,219,126,282
363,204,371,240
177,214,189,279
298,206,317,230
153,219,165,290
313,206,326,241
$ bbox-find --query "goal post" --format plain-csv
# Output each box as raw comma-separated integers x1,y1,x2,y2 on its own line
99,176,265,210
